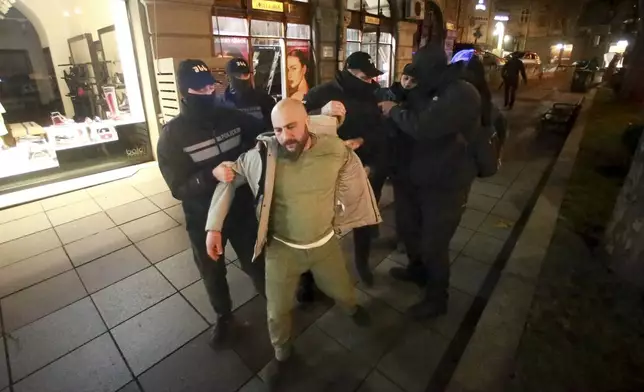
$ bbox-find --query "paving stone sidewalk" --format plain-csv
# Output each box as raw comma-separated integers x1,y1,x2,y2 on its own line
0,87,581,392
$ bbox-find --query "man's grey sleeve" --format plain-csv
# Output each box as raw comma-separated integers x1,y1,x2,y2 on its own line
205,156,252,232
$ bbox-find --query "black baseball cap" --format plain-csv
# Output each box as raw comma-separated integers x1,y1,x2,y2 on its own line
177,59,216,95
402,63,416,77
226,58,251,77
345,52,383,78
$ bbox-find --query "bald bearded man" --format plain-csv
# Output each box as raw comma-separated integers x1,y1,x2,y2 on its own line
205,99,380,388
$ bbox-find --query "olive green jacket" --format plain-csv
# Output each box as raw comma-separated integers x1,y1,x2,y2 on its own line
205,131,382,261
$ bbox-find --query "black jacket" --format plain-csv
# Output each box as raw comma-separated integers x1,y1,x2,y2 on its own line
389,47,481,190
157,101,265,231
215,87,275,130
303,71,387,167
502,57,528,84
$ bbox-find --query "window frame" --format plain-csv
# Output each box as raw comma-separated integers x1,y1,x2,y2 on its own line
344,0,394,86
212,1,314,82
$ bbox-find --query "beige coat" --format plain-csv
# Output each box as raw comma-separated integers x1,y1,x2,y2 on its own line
205,132,382,261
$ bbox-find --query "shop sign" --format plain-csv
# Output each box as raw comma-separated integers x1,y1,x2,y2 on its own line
364,15,380,25
252,0,284,12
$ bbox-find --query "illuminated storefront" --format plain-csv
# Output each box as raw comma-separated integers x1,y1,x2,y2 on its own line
0,0,157,196
345,0,394,86
212,0,314,100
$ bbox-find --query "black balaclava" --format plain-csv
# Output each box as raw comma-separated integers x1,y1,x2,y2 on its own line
227,75,253,96
411,43,449,94
337,69,380,98
176,59,217,119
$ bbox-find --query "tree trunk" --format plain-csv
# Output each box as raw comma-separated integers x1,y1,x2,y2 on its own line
606,132,644,290
619,0,644,101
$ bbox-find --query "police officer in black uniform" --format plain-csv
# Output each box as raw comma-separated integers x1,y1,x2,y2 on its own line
303,51,389,287
157,59,266,347
216,57,276,129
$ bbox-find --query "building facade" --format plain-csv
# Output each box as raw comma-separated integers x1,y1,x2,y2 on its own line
1,0,458,206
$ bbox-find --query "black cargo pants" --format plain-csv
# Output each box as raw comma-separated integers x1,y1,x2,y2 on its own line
187,188,265,318
393,179,469,296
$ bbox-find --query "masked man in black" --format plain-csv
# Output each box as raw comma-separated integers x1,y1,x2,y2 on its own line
216,57,276,129
303,51,389,288
379,44,482,320
157,59,266,347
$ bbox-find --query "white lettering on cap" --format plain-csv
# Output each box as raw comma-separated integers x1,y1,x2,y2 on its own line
192,65,209,73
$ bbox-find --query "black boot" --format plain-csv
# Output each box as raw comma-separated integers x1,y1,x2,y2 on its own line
389,259,427,286
407,291,448,320
209,314,233,349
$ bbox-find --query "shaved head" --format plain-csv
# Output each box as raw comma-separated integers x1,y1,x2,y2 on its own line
271,98,311,159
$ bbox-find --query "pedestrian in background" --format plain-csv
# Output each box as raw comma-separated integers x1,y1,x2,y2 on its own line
379,44,482,320
501,52,527,110
157,59,266,348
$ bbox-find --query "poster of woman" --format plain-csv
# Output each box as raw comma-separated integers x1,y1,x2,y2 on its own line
286,45,312,101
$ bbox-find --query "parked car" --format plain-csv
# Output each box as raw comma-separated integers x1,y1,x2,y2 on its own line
506,51,542,66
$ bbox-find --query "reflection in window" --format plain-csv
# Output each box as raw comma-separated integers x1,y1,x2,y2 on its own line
379,32,392,44
347,0,361,11
287,23,311,39
362,32,377,44
347,28,361,41
377,45,391,86
250,20,284,37
212,17,249,36
363,0,379,15
346,42,361,57
214,37,249,59
252,39,282,97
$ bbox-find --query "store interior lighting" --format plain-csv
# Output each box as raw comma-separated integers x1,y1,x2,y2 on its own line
0,0,16,16
475,0,486,11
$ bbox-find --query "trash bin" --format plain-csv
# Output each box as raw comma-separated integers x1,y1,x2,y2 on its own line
571,69,594,92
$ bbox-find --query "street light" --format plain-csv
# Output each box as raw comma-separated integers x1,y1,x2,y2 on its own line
493,21,505,52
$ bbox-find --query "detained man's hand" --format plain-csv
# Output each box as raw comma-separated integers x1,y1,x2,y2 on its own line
321,101,346,118
212,162,235,183
378,101,397,116
206,231,224,261
344,137,364,150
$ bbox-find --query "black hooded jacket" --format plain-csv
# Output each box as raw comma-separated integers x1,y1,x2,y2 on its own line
389,44,482,190
157,99,264,231
303,70,387,167
215,83,275,130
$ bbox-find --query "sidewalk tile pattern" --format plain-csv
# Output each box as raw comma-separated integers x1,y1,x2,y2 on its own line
0,90,559,392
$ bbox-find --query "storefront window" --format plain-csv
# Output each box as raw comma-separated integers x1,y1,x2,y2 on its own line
344,1,395,86
0,0,153,194
212,5,314,101
213,16,249,36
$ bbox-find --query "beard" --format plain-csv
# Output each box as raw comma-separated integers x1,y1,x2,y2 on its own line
280,127,310,161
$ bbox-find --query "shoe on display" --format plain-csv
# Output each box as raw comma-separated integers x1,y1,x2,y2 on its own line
389,266,428,286
208,314,234,350
351,305,371,327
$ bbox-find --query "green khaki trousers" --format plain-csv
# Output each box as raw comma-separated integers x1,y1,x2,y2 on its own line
265,236,357,356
